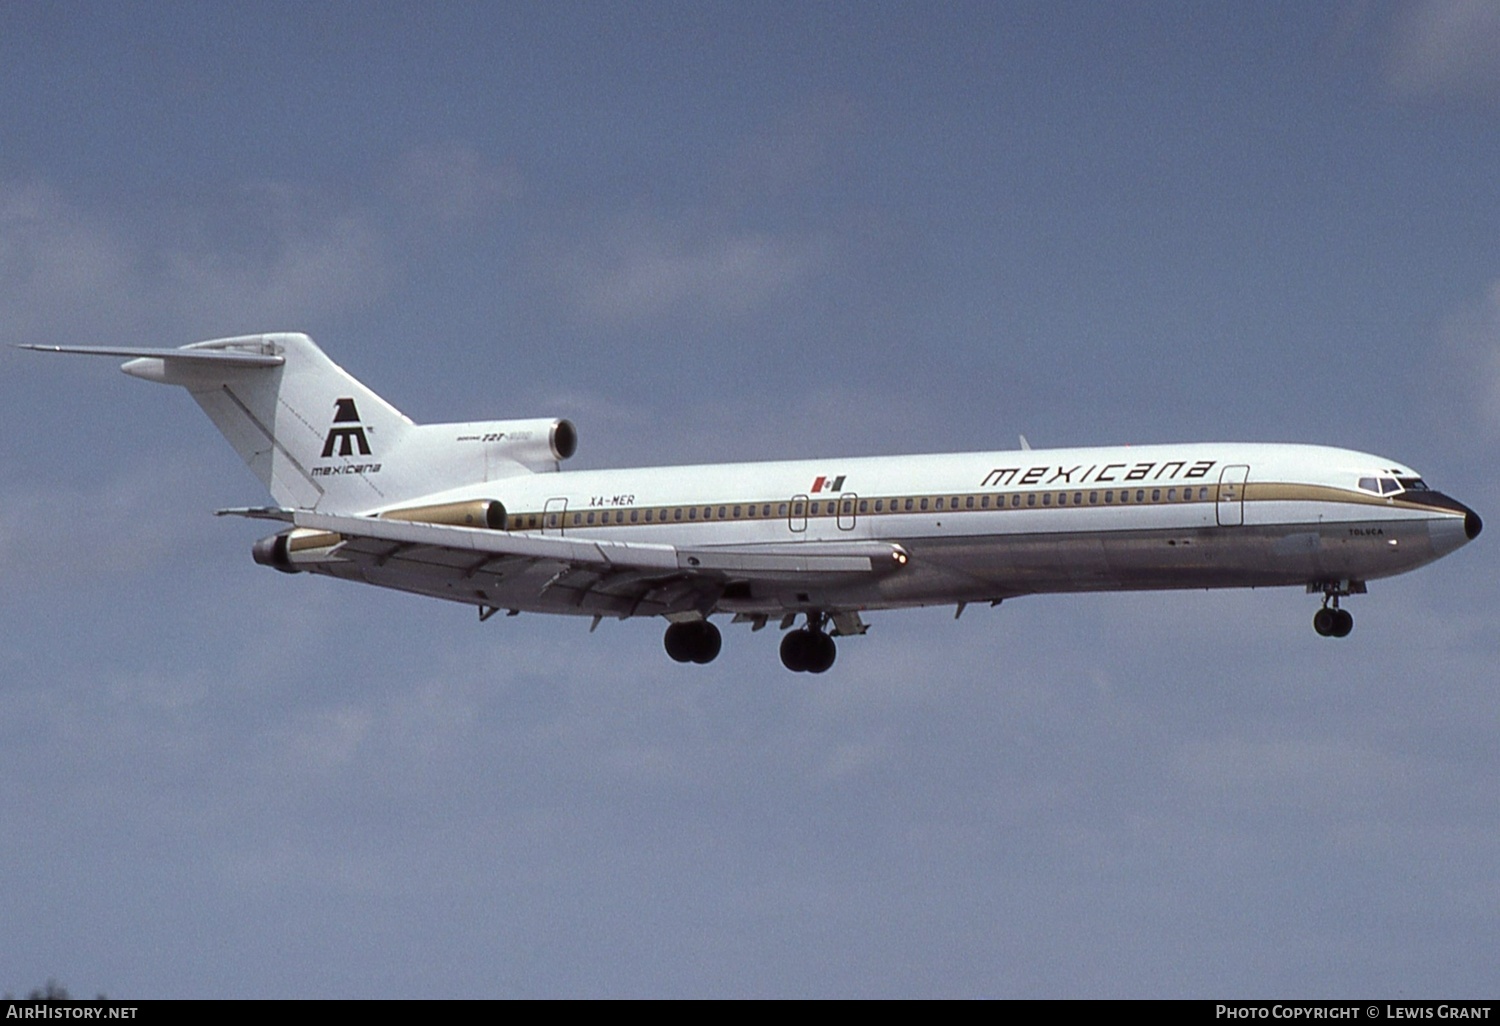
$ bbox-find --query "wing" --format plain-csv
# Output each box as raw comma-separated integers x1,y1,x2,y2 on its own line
283,511,909,619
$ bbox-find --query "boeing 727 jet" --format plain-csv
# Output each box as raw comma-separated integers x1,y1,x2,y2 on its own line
25,333,1482,672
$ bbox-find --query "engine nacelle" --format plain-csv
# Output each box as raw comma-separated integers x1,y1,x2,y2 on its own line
453,417,577,472
251,528,342,574
379,499,506,529
253,500,507,574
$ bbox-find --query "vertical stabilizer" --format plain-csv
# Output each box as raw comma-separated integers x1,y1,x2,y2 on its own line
164,334,414,509
25,333,415,510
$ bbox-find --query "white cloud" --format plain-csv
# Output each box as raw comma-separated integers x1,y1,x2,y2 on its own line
1387,0,1500,98
162,208,390,332
1438,277,1500,434
384,144,523,229
554,218,828,327
0,181,145,341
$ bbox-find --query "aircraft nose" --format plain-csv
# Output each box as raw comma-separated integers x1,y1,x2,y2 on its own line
1417,491,1481,555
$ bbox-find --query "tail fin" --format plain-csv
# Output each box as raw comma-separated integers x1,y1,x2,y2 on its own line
25,333,414,510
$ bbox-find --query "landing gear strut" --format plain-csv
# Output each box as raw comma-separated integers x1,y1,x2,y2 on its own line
780,613,837,673
1311,585,1356,638
664,620,722,664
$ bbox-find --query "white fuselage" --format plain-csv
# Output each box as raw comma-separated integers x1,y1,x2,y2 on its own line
338,440,1477,618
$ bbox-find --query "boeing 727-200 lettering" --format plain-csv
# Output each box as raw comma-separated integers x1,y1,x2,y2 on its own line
24,334,1482,672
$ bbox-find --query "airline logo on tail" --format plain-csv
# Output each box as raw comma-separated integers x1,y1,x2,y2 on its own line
321,398,372,457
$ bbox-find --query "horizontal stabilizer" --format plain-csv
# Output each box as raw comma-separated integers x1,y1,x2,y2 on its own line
17,344,284,368
215,506,297,523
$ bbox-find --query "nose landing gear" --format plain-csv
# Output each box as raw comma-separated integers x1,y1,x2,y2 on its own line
1310,581,1361,638
1312,603,1353,638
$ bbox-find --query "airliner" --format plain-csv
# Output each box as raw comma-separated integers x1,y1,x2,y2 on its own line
24,333,1481,672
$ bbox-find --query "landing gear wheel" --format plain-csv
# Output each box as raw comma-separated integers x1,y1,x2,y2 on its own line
780,629,813,672
1312,605,1355,638
663,621,722,664
780,624,838,673
806,631,837,674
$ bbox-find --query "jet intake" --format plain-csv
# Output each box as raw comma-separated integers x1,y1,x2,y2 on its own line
448,417,578,471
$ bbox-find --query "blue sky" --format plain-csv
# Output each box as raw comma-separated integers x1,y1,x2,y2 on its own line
3,1,1498,998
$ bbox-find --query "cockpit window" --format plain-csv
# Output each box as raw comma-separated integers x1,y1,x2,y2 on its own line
1359,476,1422,495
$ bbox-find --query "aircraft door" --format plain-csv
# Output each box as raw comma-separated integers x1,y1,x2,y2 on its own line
1216,465,1249,527
837,493,858,531
788,494,808,533
544,497,568,535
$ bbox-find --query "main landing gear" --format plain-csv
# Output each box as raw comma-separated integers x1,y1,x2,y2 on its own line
663,620,722,664
779,613,837,674
1310,581,1361,638
663,612,843,671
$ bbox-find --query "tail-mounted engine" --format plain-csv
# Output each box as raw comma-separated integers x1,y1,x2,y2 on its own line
454,417,577,473
252,499,508,573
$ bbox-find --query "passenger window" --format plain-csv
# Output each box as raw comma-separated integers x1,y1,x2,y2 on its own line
966,496,974,509
980,496,990,509
1027,494,1036,507
935,497,945,510
1089,491,1098,504
572,513,582,525
920,498,929,511
1057,493,1066,506
1151,489,1160,502
718,506,727,519
779,504,788,516
688,508,697,520
1012,495,1021,507
1136,490,1145,503
859,500,868,513
674,509,683,521
1073,492,1082,505
733,506,741,518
